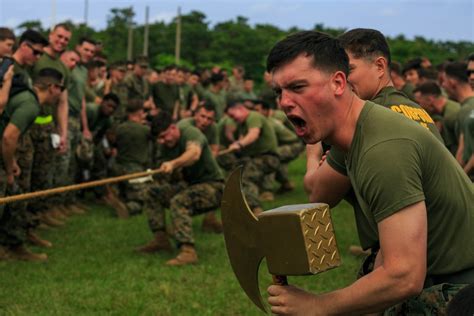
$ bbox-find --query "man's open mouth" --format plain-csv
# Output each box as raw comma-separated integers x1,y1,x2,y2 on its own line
288,115,307,136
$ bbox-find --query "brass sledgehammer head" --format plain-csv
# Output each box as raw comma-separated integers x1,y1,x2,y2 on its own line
221,167,341,313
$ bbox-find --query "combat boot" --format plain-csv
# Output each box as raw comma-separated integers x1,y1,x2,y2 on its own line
0,246,11,260
27,230,53,248
40,213,65,227
7,245,48,262
201,212,223,233
166,244,198,266
48,207,68,221
259,191,274,202
68,204,85,215
103,194,129,219
136,231,172,253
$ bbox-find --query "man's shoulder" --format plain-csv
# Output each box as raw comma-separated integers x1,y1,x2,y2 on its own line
177,117,194,128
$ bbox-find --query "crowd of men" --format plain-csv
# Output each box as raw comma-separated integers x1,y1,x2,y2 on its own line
0,24,304,265
0,23,473,314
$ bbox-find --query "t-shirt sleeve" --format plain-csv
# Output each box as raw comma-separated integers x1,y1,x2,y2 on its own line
183,127,206,148
326,147,348,175
9,99,39,134
246,112,263,129
355,139,426,223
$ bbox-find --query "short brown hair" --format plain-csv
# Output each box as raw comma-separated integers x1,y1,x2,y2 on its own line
0,27,15,42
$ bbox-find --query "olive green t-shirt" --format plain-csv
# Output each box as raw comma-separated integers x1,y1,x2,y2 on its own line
32,52,70,119
270,118,298,145
151,82,179,114
115,120,150,167
347,101,474,275
202,89,226,121
455,96,474,140
158,125,223,184
177,117,218,146
440,99,461,153
110,81,129,121
123,73,149,103
68,64,88,117
237,111,278,157
217,115,237,147
178,84,195,111
327,86,443,175
400,82,416,102
13,60,32,89
0,90,39,136
259,85,277,109
462,108,474,165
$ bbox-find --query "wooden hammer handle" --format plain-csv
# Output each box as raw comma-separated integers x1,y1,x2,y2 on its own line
272,275,288,286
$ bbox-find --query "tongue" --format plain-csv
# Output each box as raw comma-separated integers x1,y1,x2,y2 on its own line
295,125,307,137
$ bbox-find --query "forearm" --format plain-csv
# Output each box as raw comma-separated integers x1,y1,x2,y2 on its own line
57,91,69,137
320,266,421,315
237,128,260,147
169,147,200,169
0,80,12,113
80,97,90,132
2,137,17,174
304,143,323,194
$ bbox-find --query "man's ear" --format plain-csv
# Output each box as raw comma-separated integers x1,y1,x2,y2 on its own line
375,56,389,79
332,71,347,97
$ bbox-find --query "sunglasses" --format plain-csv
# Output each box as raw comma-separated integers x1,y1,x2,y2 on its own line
467,69,474,76
26,43,43,57
51,83,65,92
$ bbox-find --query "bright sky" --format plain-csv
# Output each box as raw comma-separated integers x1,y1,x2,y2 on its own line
0,0,473,42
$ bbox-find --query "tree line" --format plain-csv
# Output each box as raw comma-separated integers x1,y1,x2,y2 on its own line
15,7,474,82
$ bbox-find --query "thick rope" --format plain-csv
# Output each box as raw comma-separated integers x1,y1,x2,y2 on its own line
0,168,164,205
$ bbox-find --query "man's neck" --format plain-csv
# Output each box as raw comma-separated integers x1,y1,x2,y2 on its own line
457,85,474,104
329,92,366,152
12,52,25,66
34,88,46,105
44,46,57,58
433,96,447,114
370,76,393,100
128,115,142,123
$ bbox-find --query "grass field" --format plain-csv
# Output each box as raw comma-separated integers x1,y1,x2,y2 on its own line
0,158,363,315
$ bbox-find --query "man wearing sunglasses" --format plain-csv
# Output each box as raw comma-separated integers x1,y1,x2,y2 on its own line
12,30,48,89
0,68,64,261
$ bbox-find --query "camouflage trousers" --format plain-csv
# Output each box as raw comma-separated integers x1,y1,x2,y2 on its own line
358,250,469,315
262,141,305,191
239,154,280,209
89,140,109,197
216,152,240,174
28,122,56,221
51,116,81,205
111,162,160,216
148,178,224,245
0,133,33,246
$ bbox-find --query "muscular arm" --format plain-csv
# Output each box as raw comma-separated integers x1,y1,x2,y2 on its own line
162,142,202,173
269,201,427,315
57,89,69,152
80,96,91,139
2,123,21,178
463,154,474,175
238,127,260,147
0,66,13,114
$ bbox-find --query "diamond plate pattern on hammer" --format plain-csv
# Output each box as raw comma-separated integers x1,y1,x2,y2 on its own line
301,205,340,274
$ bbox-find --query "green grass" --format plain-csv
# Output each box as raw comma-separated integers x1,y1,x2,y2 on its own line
0,158,362,315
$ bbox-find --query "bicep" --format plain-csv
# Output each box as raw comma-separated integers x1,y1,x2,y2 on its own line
377,201,427,287
3,123,21,144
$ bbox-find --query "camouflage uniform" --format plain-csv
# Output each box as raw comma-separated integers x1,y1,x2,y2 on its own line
110,82,129,123
0,134,33,247
148,177,224,245
27,117,56,224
